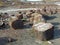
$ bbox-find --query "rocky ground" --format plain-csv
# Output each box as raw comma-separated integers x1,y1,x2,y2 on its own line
0,13,60,45
0,28,40,45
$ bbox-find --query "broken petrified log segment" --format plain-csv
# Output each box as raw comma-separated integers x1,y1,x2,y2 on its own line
9,15,24,30
40,9,47,15
9,15,18,28
11,20,24,29
18,14,23,19
49,8,57,14
31,13,45,25
33,23,54,41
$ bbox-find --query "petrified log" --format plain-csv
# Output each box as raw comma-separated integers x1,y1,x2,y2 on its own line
18,14,23,19
40,9,47,15
31,13,45,25
9,16,18,27
33,23,54,41
11,20,24,29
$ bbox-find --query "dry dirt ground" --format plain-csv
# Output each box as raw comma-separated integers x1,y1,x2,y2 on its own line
0,28,40,45
0,13,60,45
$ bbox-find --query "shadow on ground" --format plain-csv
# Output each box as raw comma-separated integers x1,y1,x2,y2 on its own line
0,24,10,30
51,22,60,40
51,22,60,26
0,37,17,45
43,15,57,20
54,29,60,39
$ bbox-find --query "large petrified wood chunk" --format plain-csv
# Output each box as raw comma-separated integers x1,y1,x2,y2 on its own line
33,23,54,41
